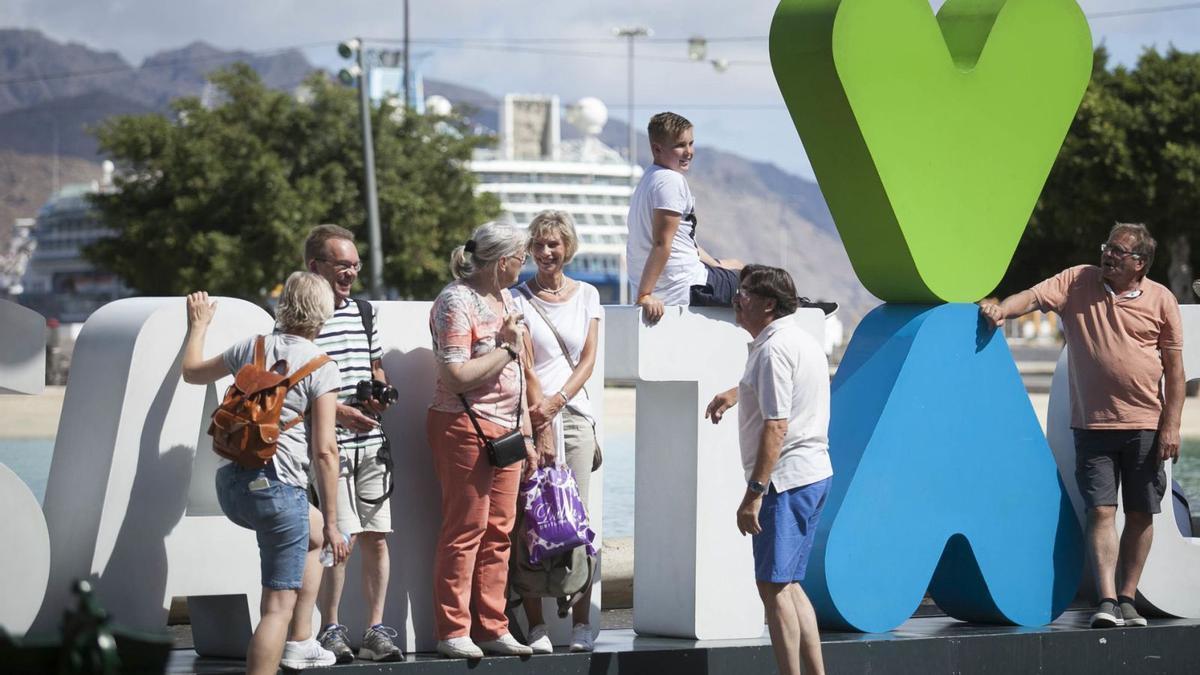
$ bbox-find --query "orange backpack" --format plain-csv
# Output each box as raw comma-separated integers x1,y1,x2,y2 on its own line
208,335,332,469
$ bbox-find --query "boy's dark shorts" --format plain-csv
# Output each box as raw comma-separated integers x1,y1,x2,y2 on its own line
690,262,739,306
1073,428,1166,514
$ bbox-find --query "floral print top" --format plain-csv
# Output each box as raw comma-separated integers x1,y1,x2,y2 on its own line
429,280,524,429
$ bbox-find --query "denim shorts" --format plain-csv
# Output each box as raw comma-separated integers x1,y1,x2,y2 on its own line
753,477,831,584
215,463,310,590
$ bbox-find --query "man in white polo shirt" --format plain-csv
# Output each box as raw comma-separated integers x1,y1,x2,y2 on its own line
706,264,832,675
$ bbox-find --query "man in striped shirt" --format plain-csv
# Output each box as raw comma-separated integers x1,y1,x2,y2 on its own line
305,224,402,663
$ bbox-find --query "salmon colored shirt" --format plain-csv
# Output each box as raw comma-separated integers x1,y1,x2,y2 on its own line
1030,265,1183,430
429,280,524,430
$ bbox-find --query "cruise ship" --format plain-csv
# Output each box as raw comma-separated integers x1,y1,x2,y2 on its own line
467,94,642,303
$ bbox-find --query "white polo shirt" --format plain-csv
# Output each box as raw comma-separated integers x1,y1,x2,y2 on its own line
737,315,833,492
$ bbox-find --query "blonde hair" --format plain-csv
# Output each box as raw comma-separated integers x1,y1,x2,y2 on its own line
527,210,579,263
275,271,334,336
648,111,693,147
449,221,529,280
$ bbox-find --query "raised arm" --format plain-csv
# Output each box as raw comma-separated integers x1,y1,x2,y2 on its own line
436,312,526,394
978,289,1039,328
181,291,230,385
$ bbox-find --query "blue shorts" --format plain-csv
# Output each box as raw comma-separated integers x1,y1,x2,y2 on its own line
752,477,831,584
215,463,310,590
690,262,739,306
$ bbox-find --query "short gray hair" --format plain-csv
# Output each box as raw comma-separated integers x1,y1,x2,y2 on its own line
1109,222,1156,275
528,210,579,263
276,271,334,336
449,221,529,280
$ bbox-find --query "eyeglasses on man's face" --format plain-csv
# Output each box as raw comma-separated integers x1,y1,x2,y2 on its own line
317,258,363,273
1100,243,1141,261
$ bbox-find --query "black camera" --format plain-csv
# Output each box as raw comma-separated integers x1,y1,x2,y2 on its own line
355,379,399,406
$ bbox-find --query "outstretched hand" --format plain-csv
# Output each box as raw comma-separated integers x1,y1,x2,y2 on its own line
186,291,217,329
705,388,738,424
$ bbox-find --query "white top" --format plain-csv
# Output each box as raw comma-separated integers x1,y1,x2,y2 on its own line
625,163,707,305
737,316,833,492
512,280,603,423
221,332,342,488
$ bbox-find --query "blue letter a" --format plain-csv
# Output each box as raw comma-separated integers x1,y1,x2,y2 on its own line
805,304,1081,632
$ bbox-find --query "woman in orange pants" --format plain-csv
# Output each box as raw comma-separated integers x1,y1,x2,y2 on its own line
427,221,541,659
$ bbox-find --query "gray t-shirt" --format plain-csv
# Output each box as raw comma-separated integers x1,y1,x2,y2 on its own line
221,332,342,488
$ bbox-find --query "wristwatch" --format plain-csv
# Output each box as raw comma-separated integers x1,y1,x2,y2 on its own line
499,342,519,361
747,480,768,495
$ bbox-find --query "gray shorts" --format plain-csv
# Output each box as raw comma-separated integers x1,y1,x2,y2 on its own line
1073,429,1166,514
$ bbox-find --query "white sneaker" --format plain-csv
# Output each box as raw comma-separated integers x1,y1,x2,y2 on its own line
280,637,336,669
569,623,595,652
478,632,534,656
526,624,553,654
437,636,484,659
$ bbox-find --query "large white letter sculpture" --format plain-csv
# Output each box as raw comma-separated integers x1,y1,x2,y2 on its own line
0,300,51,635
30,298,273,657
605,305,824,639
1046,304,1200,617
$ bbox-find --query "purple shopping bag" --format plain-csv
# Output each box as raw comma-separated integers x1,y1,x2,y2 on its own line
520,465,597,566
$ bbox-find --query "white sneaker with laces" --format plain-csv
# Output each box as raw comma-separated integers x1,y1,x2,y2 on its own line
569,623,595,652
280,637,336,669
526,624,553,654
478,632,534,656
436,636,484,659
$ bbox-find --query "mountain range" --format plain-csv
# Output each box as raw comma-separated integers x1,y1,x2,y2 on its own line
0,28,877,323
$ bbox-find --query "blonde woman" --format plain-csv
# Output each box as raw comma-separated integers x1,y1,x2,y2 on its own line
427,221,539,658
511,210,602,652
181,272,350,674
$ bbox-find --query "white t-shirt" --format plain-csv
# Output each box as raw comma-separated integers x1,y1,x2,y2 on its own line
512,280,603,423
625,163,708,305
737,316,833,492
221,332,342,488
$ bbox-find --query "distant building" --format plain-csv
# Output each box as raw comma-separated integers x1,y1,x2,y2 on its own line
19,161,130,323
468,94,642,303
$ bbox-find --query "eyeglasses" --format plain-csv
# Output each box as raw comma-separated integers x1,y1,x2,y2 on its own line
507,253,529,264
316,258,363,272
1100,244,1141,260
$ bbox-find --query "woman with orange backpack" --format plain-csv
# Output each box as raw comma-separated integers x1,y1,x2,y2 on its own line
181,271,351,674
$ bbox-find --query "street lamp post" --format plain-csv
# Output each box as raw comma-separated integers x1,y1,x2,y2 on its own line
614,26,650,179
339,39,386,300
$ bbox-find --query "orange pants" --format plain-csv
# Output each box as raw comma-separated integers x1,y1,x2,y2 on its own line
427,409,522,641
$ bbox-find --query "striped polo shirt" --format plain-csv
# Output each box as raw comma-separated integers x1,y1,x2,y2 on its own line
314,298,386,453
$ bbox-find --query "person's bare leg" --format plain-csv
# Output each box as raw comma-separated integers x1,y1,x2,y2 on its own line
247,588,297,675
359,531,389,626
758,581,802,675
1117,511,1154,599
289,505,325,641
788,583,825,675
570,583,593,627
523,596,546,628
1088,506,1120,600
317,535,355,627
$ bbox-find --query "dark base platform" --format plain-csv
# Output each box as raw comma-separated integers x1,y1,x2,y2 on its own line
170,609,1200,674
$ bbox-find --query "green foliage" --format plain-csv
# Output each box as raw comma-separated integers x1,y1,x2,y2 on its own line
87,64,500,302
998,46,1200,301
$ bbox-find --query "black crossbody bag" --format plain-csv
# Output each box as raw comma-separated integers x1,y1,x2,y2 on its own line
459,345,526,467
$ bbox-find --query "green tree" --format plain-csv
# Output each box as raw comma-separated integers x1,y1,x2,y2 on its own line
87,64,500,302
997,46,1200,302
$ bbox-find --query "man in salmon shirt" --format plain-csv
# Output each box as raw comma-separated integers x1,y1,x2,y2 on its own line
980,223,1184,630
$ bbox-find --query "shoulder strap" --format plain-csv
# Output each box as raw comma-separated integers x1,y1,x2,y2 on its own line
353,298,375,357
517,284,577,370
253,335,267,368
279,353,334,431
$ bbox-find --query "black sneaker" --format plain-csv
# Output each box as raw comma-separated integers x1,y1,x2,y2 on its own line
316,623,354,664
798,297,839,317
1118,598,1148,627
360,624,404,662
1089,599,1124,628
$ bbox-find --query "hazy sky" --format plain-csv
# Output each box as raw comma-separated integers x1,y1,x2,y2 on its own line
3,1,1197,180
